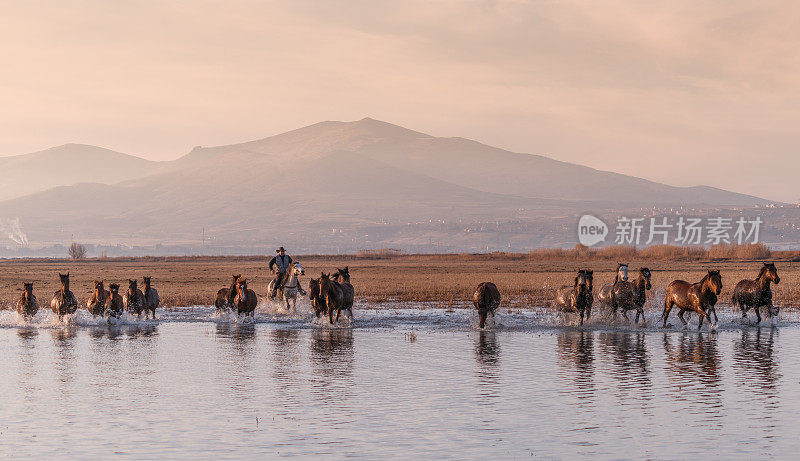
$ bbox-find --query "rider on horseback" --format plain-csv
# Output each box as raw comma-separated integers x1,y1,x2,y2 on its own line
269,246,292,298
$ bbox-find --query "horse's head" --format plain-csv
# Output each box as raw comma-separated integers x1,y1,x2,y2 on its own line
574,270,588,294
292,262,305,276
94,280,104,293
59,272,70,289
584,269,593,293
23,282,33,297
706,270,722,296
237,278,248,294
616,263,629,282
143,276,152,289
337,266,350,283
128,279,138,292
109,283,120,294
762,262,780,285
640,268,652,290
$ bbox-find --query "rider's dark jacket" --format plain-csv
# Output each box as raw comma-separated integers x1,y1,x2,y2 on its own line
269,254,292,273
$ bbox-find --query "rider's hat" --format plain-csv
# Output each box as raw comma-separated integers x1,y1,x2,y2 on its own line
277,246,286,253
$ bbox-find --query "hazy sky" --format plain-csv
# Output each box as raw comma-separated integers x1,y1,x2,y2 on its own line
1,1,798,201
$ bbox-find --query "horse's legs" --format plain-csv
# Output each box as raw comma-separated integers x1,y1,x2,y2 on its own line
621,309,630,322
712,307,719,323
579,309,584,326
662,299,673,328
336,308,341,323
677,309,687,328
754,306,761,324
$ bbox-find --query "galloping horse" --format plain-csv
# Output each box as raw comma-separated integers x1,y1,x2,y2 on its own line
215,274,241,313
610,267,652,324
267,262,305,313
555,270,593,325
87,280,110,317
124,279,146,318
143,276,160,320
308,278,327,318
105,284,124,319
733,262,780,323
234,278,257,317
319,272,346,324
473,282,501,328
662,270,722,330
334,267,355,316
596,263,628,306
51,272,78,320
16,282,38,320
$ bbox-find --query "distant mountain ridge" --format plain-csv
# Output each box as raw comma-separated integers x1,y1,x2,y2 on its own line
0,118,775,253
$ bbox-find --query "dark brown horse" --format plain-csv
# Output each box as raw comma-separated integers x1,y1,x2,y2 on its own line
124,279,146,318
143,276,160,320
555,270,593,325
308,278,326,318
733,263,780,323
610,267,652,324
662,270,722,330
234,278,257,316
473,282,501,328
105,283,124,318
16,282,38,320
215,274,241,313
86,280,109,316
335,267,355,317
319,272,346,324
50,272,78,320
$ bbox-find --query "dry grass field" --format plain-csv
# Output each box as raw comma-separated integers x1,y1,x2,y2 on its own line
0,249,798,312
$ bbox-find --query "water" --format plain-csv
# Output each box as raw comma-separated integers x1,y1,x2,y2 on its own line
0,303,798,459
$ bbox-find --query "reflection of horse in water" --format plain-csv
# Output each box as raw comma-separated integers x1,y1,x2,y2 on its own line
733,328,780,402
662,333,722,402
310,329,355,385
556,330,595,398
475,330,501,367
598,332,651,398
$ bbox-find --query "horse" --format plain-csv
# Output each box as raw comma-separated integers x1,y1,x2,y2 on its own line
50,272,78,320
733,262,780,323
319,272,346,324
123,279,146,318
16,282,38,320
610,267,652,324
473,282,501,328
215,274,241,313
555,270,593,325
308,278,326,318
662,270,722,330
105,283,124,319
86,280,109,317
267,262,305,313
142,276,160,320
234,278,257,317
596,263,628,306
335,267,355,317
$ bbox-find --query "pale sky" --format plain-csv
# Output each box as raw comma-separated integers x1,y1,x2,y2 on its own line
1,1,798,201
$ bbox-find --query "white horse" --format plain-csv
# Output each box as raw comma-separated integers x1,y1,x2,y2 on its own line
267,262,305,313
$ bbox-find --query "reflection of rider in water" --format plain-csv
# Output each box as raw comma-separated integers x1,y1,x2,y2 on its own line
269,247,292,298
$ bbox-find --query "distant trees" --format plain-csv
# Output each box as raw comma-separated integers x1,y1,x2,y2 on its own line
68,243,87,260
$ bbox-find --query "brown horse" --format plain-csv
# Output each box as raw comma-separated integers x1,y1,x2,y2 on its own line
733,263,780,323
105,283,124,319
16,282,38,320
86,280,110,317
50,272,78,320
308,278,326,318
143,276,160,320
662,270,722,330
610,267,652,324
555,270,593,325
124,279,146,318
473,282,501,328
596,263,628,306
335,267,355,317
319,272,346,324
215,274,241,313
234,278,257,317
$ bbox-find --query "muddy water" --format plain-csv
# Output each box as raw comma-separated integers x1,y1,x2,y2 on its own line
0,305,797,459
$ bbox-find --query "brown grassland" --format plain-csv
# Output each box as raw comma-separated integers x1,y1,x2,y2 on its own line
0,244,798,312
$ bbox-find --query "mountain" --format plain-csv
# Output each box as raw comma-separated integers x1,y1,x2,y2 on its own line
0,119,778,254
0,144,161,200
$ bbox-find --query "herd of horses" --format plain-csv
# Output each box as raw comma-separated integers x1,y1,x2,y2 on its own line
7,260,783,331
15,272,160,321
543,262,781,329
214,262,355,325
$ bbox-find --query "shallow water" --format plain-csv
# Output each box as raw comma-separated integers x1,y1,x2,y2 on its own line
0,303,798,459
